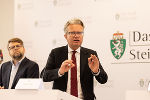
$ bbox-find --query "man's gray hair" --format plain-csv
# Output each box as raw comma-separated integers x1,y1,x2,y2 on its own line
64,18,85,33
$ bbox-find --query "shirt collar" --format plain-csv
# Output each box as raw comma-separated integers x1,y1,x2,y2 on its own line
11,56,25,66
68,46,80,53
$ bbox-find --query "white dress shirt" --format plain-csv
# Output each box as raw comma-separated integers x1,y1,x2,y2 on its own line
9,57,25,89
66,46,84,99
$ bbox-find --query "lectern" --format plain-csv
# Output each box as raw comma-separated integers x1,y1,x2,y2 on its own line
0,89,81,100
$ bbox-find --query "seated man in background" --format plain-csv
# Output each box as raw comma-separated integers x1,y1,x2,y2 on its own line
0,38,39,89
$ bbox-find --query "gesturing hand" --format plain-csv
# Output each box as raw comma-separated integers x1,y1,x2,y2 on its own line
59,60,75,75
88,54,99,73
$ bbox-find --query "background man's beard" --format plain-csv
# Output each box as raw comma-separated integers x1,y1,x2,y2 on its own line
12,53,23,60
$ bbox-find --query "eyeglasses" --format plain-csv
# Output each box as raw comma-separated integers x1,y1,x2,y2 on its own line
67,31,84,35
8,45,23,50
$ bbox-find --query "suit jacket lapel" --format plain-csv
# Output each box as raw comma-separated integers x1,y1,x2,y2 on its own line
62,46,68,83
80,47,87,80
5,62,12,88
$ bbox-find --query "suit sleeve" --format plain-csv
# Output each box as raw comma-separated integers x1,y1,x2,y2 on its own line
42,49,60,82
94,51,108,84
26,63,39,78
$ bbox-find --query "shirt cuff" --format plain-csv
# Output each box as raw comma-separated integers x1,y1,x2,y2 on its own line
92,68,100,76
58,69,64,77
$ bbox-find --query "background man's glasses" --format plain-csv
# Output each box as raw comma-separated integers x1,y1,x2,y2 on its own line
8,45,22,50
68,31,84,35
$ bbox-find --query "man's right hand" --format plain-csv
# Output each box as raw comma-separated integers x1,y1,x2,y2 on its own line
59,60,75,75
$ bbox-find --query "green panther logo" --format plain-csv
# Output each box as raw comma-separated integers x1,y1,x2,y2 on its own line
110,32,126,59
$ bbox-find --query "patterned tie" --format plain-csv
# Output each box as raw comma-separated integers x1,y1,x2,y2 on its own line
71,51,78,97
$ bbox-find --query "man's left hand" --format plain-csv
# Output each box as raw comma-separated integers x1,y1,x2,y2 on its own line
88,54,99,73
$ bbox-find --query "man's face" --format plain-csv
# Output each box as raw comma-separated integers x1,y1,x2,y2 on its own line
8,42,25,60
64,24,84,50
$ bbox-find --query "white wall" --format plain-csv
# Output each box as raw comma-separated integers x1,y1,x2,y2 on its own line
0,0,14,62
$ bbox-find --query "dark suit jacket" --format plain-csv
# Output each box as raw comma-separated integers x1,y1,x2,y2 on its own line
0,57,39,89
41,46,108,100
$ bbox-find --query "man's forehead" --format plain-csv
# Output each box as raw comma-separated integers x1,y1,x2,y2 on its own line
9,42,21,46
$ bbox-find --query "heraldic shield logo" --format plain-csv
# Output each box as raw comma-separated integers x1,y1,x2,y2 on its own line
110,32,126,59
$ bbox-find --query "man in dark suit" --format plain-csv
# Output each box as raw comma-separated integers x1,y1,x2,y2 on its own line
0,38,39,89
41,18,108,100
